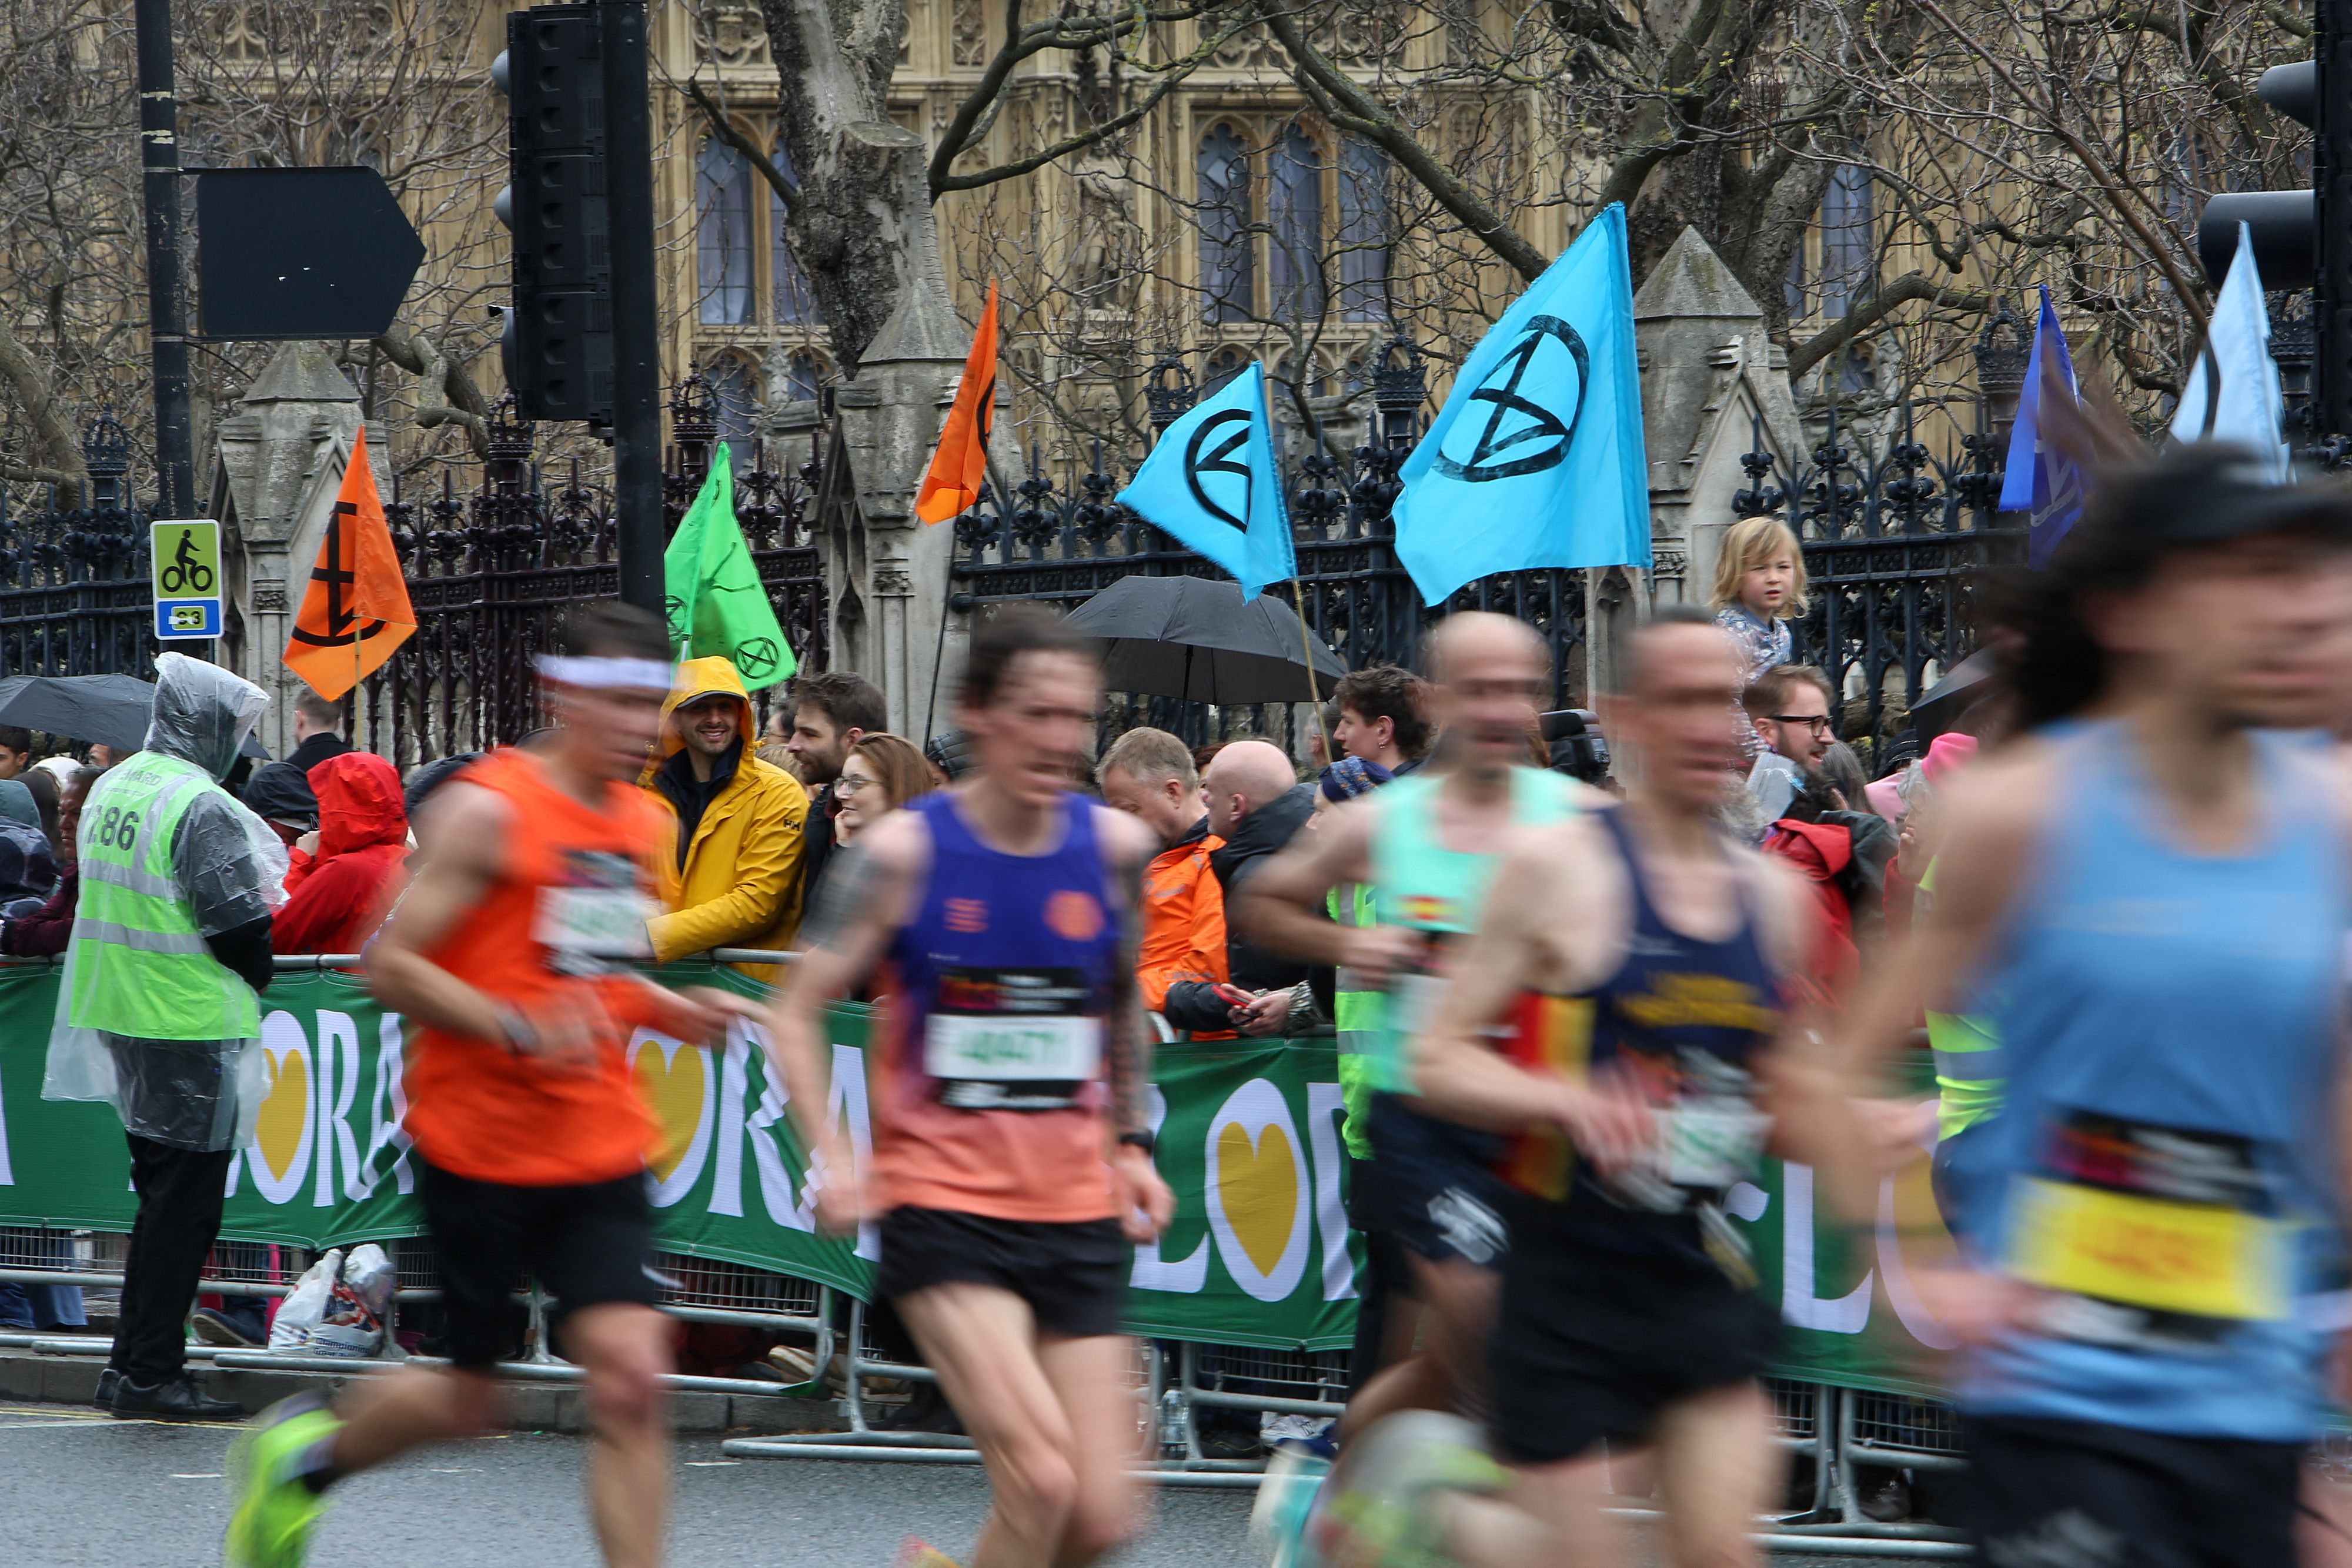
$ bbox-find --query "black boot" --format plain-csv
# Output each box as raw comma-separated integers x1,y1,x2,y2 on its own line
92,1369,118,1410
109,1374,245,1422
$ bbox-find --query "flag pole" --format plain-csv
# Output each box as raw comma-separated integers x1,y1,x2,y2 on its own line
1289,579,1332,763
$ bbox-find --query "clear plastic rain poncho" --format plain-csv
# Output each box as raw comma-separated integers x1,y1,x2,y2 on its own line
44,654,290,1151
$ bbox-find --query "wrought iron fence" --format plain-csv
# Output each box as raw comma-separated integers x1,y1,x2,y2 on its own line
0,414,158,680
359,376,827,765
949,339,1594,745
1734,398,2027,767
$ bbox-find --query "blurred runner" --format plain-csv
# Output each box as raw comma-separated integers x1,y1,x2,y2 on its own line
225,602,747,1568
1241,612,1579,1434
1838,449,2352,1568
1379,607,1856,1568
763,607,1172,1568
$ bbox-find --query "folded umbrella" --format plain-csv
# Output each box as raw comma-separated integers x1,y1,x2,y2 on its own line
1907,649,1998,743
1064,574,1349,706
0,673,270,758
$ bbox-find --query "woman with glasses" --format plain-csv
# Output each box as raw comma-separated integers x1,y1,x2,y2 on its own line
833,732,937,847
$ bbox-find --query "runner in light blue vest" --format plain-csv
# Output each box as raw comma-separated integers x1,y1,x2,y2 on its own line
1838,450,2352,1567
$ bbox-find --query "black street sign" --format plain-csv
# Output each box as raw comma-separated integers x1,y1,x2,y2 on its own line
194,167,426,340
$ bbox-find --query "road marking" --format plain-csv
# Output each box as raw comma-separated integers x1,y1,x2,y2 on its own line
685,1460,741,1467
171,1473,224,1479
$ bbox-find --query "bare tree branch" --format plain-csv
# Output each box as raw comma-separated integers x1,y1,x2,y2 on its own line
1785,272,1993,380
0,315,83,506
683,75,797,219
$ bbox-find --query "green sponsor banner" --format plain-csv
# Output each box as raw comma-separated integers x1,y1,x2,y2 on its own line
0,962,1958,1388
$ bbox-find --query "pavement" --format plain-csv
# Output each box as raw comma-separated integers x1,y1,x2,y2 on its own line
0,1396,1956,1567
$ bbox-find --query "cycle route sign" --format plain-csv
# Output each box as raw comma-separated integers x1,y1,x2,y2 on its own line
151,519,222,640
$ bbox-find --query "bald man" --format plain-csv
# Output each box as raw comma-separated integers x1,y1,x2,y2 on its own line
1160,740,1319,1039
1240,613,1583,1432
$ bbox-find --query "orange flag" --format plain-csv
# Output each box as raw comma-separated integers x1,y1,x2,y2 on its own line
914,279,998,524
284,426,416,701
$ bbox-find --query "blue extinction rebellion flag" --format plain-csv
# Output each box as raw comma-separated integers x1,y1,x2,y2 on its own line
1392,202,1651,605
1116,360,1297,601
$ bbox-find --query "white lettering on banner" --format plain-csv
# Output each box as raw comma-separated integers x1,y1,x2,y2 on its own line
1305,1082,1355,1302
1130,1084,1208,1293
827,1039,879,1261
363,1013,414,1196
747,1075,814,1232
709,1032,751,1219
247,1011,316,1205
1780,1161,1871,1334
629,1031,717,1208
1875,1127,1957,1350
315,1011,362,1207
1204,1078,1312,1305
0,1037,13,1186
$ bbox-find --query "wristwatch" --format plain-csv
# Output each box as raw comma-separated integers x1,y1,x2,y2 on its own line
1117,1129,1157,1156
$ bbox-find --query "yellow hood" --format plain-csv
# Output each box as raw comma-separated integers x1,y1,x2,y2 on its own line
654,656,754,761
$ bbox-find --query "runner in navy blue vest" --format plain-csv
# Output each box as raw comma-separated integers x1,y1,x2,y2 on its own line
1332,607,1862,1568
763,607,1171,1568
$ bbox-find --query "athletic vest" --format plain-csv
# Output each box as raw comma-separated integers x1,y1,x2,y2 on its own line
1501,808,1780,1272
402,748,671,1188
1965,723,2344,1442
1329,880,1380,1159
871,791,1122,1223
1358,768,1578,1095
1917,858,2004,1141
68,750,258,1041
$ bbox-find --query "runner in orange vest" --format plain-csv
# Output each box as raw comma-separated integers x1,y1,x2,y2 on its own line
225,601,753,1568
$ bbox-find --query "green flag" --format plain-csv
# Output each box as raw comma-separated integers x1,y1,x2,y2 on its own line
663,443,797,688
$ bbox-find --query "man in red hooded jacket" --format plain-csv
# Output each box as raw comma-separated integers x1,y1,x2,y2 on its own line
275,752,408,956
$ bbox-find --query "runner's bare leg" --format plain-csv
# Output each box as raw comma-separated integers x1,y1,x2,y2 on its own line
566,1302,675,1568
1035,1331,1147,1567
899,1282,1102,1568
1653,1382,1779,1568
1336,1256,1495,1438
328,1365,507,1472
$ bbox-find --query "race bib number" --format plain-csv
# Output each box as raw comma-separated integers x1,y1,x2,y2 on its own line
925,1014,1102,1082
1658,1105,1769,1189
2007,1111,2293,1327
924,968,1102,1111
534,887,654,962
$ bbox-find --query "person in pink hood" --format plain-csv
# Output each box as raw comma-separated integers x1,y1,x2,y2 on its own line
274,751,407,956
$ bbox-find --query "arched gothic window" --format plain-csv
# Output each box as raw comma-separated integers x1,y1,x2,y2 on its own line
1198,124,1253,323
1267,126,1324,321
1337,138,1392,323
769,139,820,325
697,138,754,326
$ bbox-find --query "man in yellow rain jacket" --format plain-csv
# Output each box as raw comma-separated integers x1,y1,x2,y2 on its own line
642,657,809,977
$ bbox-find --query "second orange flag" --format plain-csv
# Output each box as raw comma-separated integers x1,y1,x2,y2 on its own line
914,279,998,524
284,426,416,701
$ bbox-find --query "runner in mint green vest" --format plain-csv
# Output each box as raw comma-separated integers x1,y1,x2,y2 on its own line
1236,613,1578,1433
44,653,280,1423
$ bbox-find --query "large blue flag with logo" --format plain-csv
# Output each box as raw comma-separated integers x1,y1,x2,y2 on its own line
1392,202,1649,605
1116,360,1295,600
1998,286,2088,570
2169,222,2291,482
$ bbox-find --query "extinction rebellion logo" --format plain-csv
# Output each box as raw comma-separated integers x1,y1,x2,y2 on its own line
1429,314,1590,483
1182,407,1255,537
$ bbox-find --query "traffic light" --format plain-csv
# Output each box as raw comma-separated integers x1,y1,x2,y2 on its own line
493,5,614,427
2199,2,2352,439
2197,64,2315,291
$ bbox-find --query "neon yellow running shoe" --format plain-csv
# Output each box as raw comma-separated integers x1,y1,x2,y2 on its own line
225,1396,342,1568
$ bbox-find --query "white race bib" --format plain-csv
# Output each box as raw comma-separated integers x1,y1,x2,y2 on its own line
1657,1104,1770,1189
924,1013,1103,1083
533,887,654,959
1389,973,1446,1043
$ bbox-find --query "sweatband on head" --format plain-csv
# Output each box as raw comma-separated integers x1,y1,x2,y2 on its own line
534,654,676,691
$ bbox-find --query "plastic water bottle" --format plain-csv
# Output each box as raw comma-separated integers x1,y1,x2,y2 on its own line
1157,1389,1185,1455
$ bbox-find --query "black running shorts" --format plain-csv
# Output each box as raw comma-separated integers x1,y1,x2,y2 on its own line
1960,1414,2300,1568
1361,1092,1512,1269
416,1158,663,1370
877,1206,1128,1340
1488,1196,1779,1465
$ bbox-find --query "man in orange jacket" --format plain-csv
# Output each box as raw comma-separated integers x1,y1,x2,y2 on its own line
1094,726,1230,1037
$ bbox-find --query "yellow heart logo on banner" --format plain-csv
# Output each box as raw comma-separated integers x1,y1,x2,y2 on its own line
254,1050,310,1185
634,1042,708,1185
1215,1121,1298,1278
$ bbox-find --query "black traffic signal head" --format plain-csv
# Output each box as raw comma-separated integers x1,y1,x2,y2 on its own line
2197,61,2319,289
495,5,614,427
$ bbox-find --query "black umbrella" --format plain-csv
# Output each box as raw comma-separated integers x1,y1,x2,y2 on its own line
1908,648,1999,742
0,673,270,758
1065,576,1349,705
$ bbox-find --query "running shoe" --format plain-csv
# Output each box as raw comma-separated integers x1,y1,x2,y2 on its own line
225,1395,342,1568
894,1537,964,1568
1248,1440,1332,1568
1309,1411,1508,1568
